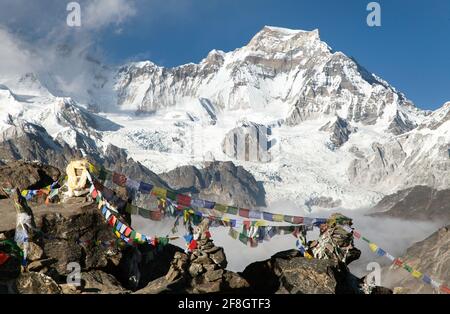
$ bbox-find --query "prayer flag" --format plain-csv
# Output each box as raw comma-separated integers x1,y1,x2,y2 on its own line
227,206,238,215
422,275,431,285
273,214,284,222
376,248,386,257
119,224,127,234
411,270,422,279
369,243,378,252
112,172,127,187
188,240,197,251
263,212,273,221
239,208,250,218
353,231,361,239
0,253,10,266
152,187,167,198
440,285,450,294
139,182,153,194
91,189,98,199
177,194,192,207
124,227,132,237
214,204,227,213
394,259,403,267
403,264,413,273
138,207,151,219
239,233,248,245
249,210,261,219
166,190,177,201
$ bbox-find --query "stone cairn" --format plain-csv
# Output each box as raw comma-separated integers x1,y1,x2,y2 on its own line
308,213,361,265
165,219,247,293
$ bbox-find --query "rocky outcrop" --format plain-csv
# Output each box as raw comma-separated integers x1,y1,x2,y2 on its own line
222,120,273,162
0,161,61,192
369,186,450,223
241,250,362,294
319,116,356,149
382,225,450,294
137,221,250,294
160,161,266,208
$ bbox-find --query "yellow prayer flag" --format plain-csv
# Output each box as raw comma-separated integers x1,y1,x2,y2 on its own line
114,231,121,238
255,220,268,227
369,243,378,252
272,214,284,222
152,187,167,198
304,252,314,259
412,270,423,279
135,233,142,241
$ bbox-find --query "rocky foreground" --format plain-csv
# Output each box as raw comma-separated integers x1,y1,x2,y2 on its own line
0,161,393,294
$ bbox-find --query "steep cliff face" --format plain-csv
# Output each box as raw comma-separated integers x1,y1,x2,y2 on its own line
382,225,450,294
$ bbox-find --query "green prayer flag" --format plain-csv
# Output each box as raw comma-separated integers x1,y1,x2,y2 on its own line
166,190,177,201
158,237,169,246
227,206,238,215
214,204,227,212
239,233,248,245
362,237,371,243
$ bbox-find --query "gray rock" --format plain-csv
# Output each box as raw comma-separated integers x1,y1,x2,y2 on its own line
27,242,44,262
204,269,224,282
16,272,61,294
209,249,227,268
80,270,127,294
160,161,266,209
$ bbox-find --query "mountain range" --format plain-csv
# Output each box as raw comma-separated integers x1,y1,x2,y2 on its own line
0,26,448,213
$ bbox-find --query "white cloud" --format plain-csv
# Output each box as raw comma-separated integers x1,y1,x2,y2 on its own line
0,28,37,78
83,0,137,30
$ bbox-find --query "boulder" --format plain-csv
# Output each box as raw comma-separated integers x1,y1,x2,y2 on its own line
16,272,61,294
241,249,362,294
80,270,128,294
0,161,61,192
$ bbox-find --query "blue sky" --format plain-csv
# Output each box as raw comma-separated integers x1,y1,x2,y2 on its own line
1,0,449,110
96,0,450,110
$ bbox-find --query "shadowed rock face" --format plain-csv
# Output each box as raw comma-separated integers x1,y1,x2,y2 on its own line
382,225,450,294
0,161,61,191
241,249,363,294
369,186,450,223
319,116,356,149
160,161,266,208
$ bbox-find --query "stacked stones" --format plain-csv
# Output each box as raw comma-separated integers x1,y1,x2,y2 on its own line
309,213,361,265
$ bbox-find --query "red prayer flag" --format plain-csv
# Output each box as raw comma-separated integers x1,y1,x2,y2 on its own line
0,253,10,266
91,189,98,199
124,227,132,237
239,208,250,218
353,231,361,239
292,216,304,224
108,215,117,227
204,231,211,239
177,194,192,207
394,258,403,267
440,285,450,294
188,240,198,251
243,220,251,230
